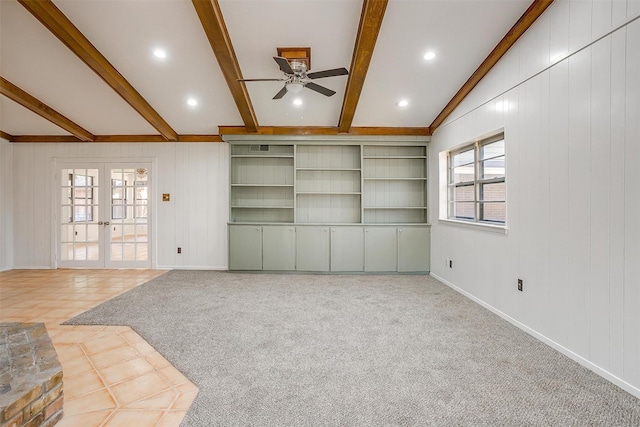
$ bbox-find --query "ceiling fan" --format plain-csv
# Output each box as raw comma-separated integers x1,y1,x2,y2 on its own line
238,57,349,99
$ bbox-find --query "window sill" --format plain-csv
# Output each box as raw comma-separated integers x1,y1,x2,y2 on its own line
438,218,508,234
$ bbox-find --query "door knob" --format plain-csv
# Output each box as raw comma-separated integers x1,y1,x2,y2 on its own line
104,221,110,226
98,221,104,225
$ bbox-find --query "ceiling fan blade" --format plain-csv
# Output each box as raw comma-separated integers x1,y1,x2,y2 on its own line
272,86,288,100
307,67,349,79
238,78,285,82
305,82,336,97
273,56,294,75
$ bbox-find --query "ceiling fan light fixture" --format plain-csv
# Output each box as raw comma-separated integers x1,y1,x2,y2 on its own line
286,82,304,94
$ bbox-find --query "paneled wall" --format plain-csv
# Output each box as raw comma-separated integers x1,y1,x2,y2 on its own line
11,142,229,269
0,138,13,271
430,0,640,396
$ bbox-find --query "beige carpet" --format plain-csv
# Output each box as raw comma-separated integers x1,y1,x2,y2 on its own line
67,271,640,426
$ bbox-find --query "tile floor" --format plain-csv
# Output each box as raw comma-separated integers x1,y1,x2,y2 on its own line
0,269,198,427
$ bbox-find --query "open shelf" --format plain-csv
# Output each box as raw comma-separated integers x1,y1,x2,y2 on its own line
364,177,427,181
231,184,294,187
296,168,361,171
297,192,361,195
231,154,294,158
363,156,427,159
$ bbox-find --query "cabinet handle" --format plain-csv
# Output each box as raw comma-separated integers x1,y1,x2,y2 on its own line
399,229,403,233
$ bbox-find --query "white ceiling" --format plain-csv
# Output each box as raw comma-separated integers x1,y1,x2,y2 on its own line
0,0,533,138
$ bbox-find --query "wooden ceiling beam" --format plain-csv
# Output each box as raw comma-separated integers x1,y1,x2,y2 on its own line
1,130,13,141
8,134,224,143
18,0,178,141
219,125,430,137
192,0,258,132
1,76,94,141
338,0,389,133
429,0,554,131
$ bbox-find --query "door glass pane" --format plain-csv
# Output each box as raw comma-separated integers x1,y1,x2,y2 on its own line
136,244,148,261
136,225,148,242
87,224,100,242
60,243,72,261
60,168,99,263
111,244,123,261
86,243,99,260
74,244,87,261
108,167,150,263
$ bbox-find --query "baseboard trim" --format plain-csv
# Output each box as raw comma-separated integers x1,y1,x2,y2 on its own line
156,265,228,271
430,272,640,400
10,266,53,270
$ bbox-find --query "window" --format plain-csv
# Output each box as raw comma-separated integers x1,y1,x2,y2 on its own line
448,133,505,224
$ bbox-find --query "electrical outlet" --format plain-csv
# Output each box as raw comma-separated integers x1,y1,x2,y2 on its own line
177,247,182,254
517,279,523,291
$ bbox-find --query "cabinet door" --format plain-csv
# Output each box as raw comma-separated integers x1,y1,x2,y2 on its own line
263,226,296,270
229,225,262,270
364,227,398,272
397,226,430,272
296,226,330,271
331,227,364,271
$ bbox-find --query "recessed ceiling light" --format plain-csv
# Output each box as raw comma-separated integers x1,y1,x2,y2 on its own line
187,98,198,107
423,51,436,61
396,99,409,108
292,98,303,106
153,48,167,59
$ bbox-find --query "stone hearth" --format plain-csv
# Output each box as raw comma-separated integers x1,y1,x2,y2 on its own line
0,323,63,427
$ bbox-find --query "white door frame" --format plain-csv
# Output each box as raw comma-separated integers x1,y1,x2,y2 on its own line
51,157,157,269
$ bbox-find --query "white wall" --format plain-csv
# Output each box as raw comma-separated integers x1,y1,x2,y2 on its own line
0,137,13,271
11,142,229,269
430,0,640,397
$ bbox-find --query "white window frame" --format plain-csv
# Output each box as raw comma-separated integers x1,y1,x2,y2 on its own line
447,132,505,225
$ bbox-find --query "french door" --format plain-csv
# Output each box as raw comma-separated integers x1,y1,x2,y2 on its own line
57,162,152,268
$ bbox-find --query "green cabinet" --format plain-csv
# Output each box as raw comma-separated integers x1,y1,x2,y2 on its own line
330,227,364,272
262,226,296,270
398,226,430,272
364,227,398,272
229,225,262,270
296,226,330,271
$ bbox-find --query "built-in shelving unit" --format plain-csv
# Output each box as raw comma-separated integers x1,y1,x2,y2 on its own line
362,145,427,224
230,144,294,223
227,139,430,273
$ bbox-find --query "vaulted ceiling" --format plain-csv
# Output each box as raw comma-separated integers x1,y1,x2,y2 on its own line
0,0,552,143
